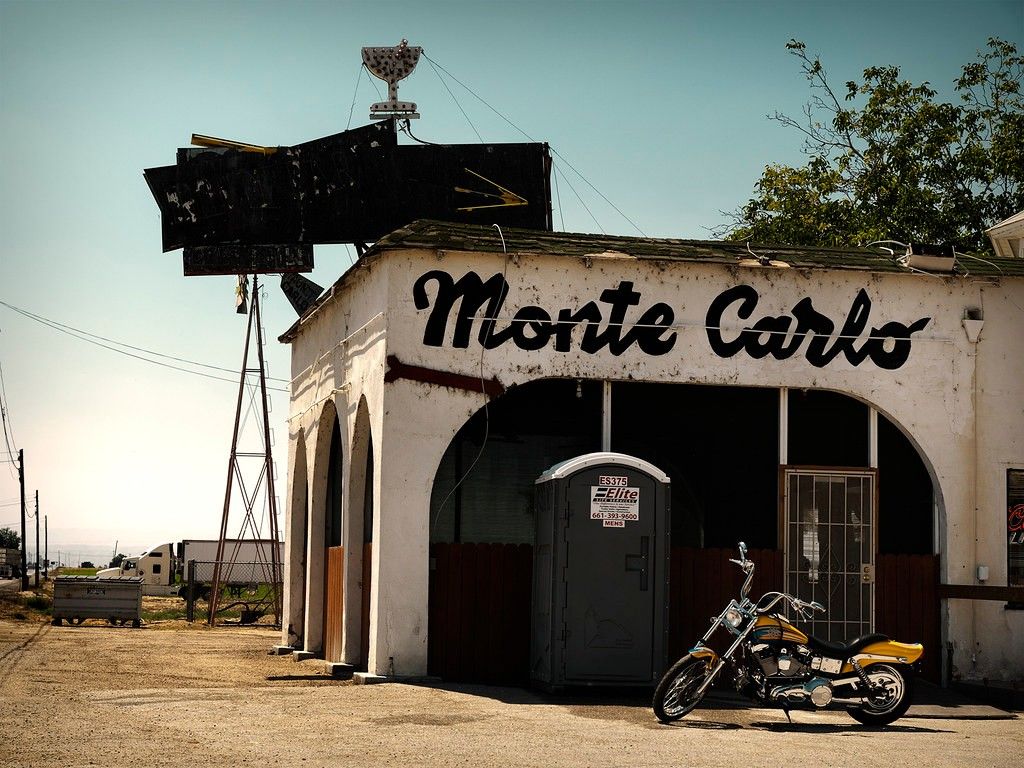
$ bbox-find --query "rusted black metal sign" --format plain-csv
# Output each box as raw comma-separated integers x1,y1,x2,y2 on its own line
144,121,552,269
183,244,314,277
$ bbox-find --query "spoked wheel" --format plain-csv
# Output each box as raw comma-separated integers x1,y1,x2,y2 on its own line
653,654,714,723
848,664,914,726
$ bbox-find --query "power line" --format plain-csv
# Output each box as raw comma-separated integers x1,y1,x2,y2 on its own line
0,358,18,451
0,358,18,481
0,299,289,392
425,56,483,143
554,162,604,234
345,62,364,131
0,299,289,382
422,53,647,237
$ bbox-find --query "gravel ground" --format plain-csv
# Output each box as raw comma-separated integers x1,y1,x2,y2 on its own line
1,619,1021,768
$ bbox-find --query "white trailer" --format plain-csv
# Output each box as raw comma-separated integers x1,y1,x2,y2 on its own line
95,539,282,597
0,547,22,579
179,539,282,571
96,543,177,595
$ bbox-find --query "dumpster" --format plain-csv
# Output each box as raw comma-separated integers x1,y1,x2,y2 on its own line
52,576,143,627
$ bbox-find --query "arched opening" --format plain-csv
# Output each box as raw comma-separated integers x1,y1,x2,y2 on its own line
345,397,374,671
284,429,308,648
303,401,342,653
427,378,940,684
322,413,345,662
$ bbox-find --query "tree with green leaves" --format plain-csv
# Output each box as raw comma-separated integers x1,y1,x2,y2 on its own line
721,38,1023,252
0,527,19,549
110,553,126,568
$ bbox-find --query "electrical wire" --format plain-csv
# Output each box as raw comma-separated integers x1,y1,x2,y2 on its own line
345,62,364,131
422,53,646,236
430,223,510,538
363,65,384,102
552,160,566,231
0,358,17,452
0,359,18,480
554,162,604,234
399,119,446,146
0,298,290,381
425,56,483,143
0,299,289,392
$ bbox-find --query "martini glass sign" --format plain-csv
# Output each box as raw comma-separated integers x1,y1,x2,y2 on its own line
363,39,423,119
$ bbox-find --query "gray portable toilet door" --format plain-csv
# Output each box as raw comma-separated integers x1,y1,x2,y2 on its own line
562,468,657,682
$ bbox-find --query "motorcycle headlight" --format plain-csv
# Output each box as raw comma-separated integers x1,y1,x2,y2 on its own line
724,607,744,628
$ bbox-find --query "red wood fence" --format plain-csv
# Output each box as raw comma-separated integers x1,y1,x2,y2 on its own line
428,543,533,685
427,544,940,685
876,553,941,682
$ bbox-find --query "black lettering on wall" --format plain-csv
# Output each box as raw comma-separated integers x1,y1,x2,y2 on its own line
413,271,929,369
705,284,930,369
413,271,677,357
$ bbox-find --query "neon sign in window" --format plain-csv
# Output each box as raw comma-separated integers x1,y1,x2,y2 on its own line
1008,469,1024,589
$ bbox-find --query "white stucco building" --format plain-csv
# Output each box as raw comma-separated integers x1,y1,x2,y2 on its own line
278,219,1024,685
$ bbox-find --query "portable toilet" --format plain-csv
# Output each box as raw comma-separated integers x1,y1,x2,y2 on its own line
531,452,670,688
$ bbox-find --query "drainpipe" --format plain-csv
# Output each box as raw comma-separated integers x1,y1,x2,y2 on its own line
966,290,985,679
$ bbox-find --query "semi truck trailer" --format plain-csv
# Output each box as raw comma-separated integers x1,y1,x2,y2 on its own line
96,539,282,596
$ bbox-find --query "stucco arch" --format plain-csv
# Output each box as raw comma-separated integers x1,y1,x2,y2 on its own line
425,376,939,551
802,387,946,558
303,398,343,654
343,396,375,668
282,427,308,648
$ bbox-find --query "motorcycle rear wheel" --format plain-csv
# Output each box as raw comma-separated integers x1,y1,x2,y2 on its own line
848,663,914,726
653,654,713,723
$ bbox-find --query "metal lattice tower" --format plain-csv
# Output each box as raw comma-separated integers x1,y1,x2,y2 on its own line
208,274,283,626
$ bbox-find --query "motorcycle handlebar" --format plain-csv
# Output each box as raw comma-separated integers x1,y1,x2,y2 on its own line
755,592,828,618
789,597,827,617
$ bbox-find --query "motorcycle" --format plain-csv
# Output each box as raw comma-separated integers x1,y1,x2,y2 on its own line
653,542,923,726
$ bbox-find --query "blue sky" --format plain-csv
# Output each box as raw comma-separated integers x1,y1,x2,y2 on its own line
0,0,1020,555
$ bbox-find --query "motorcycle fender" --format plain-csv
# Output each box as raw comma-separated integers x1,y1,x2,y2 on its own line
842,640,923,673
688,646,719,664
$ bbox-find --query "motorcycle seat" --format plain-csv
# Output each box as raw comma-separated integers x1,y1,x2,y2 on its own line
806,632,889,657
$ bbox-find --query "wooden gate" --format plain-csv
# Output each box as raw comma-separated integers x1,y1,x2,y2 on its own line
876,553,941,683
323,545,345,662
359,542,372,671
428,543,533,685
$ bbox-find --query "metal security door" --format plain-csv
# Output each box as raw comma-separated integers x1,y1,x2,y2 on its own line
562,470,656,682
784,469,875,642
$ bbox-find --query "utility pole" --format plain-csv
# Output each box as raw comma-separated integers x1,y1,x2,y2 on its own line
44,514,48,580
34,491,39,587
18,449,27,591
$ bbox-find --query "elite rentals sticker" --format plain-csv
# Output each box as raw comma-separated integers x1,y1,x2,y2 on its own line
591,475,640,528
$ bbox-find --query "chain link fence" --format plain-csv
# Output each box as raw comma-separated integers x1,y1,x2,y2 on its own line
184,560,282,625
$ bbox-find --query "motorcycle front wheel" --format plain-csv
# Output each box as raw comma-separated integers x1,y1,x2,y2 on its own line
847,663,914,726
652,654,713,723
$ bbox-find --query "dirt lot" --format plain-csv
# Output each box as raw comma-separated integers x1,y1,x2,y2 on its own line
1,618,1021,768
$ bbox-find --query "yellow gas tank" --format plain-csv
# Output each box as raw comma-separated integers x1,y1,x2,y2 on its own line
751,615,809,644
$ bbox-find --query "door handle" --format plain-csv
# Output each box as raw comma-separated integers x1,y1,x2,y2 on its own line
625,536,649,591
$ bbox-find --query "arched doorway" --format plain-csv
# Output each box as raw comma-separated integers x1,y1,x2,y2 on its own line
346,397,374,671
322,412,345,662
426,379,939,683
284,430,308,648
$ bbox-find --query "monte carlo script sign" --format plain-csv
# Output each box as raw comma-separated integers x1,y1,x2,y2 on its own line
412,271,932,370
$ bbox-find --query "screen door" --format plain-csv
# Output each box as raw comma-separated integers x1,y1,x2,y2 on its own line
784,469,875,642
